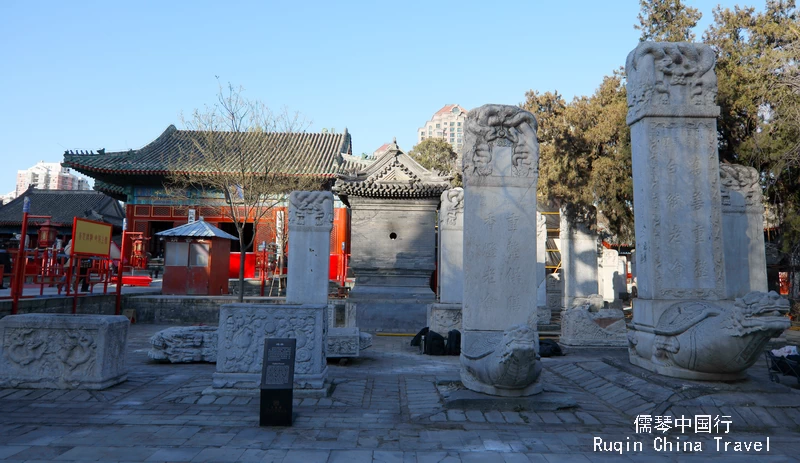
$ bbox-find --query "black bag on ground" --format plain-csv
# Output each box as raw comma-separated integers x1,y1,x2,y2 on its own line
539,339,563,357
424,330,446,356
410,327,429,347
445,330,461,356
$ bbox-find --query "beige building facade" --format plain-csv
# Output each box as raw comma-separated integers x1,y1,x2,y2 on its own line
417,104,468,152
15,161,90,197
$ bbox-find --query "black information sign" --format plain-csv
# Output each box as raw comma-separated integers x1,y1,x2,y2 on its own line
260,338,296,426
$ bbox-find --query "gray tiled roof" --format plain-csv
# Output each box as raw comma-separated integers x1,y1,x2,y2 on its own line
0,188,125,228
155,220,237,240
333,140,451,200
62,125,357,178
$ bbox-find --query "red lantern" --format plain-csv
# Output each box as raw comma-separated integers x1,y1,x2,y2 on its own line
37,219,57,248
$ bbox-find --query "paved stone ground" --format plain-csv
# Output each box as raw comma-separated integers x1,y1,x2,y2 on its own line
1,323,799,462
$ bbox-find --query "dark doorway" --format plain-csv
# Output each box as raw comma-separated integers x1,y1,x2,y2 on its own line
149,221,176,258
219,222,253,252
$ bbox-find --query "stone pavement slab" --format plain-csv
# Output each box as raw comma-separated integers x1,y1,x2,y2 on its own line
0,323,798,462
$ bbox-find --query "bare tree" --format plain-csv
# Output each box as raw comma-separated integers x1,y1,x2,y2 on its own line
164,82,323,301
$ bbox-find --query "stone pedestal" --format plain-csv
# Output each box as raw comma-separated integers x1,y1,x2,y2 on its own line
210,303,328,397
460,105,543,397
720,164,768,298
0,314,129,389
347,198,438,332
334,141,450,332
625,42,789,380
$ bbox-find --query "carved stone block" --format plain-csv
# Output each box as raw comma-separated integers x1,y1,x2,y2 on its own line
628,292,789,380
0,314,129,389
560,303,627,347
148,326,218,363
326,327,360,358
359,332,373,351
536,306,551,325
428,303,462,334
209,303,328,397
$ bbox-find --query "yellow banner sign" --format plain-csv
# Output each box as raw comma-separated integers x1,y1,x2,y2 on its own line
72,218,113,256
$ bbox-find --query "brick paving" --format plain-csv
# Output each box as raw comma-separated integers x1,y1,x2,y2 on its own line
0,323,799,462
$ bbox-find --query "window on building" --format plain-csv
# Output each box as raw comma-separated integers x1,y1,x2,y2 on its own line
457,122,461,126
436,124,440,128
189,243,209,267
165,242,189,267
457,128,462,132
450,122,455,126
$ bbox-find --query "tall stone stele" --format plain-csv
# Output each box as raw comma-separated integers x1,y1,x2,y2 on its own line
460,104,542,397
209,191,331,397
626,42,789,380
428,187,464,334
719,163,768,298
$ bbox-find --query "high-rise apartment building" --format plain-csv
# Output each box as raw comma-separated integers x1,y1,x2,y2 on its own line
417,104,468,152
15,161,91,196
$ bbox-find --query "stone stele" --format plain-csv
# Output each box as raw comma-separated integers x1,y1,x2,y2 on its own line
625,42,790,380
460,104,543,397
0,314,129,389
286,191,334,305
559,207,599,310
207,190,332,397
428,187,464,335
720,163,768,298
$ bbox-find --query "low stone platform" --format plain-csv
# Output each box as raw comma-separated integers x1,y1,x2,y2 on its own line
0,314,129,390
0,324,799,462
442,387,578,411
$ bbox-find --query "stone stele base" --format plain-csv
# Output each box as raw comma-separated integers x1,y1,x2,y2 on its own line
0,314,129,390
428,304,551,334
148,326,218,363
559,305,627,348
427,303,462,334
460,368,544,397
627,294,790,381
205,303,330,398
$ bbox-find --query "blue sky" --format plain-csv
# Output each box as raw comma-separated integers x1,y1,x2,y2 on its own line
0,0,749,195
